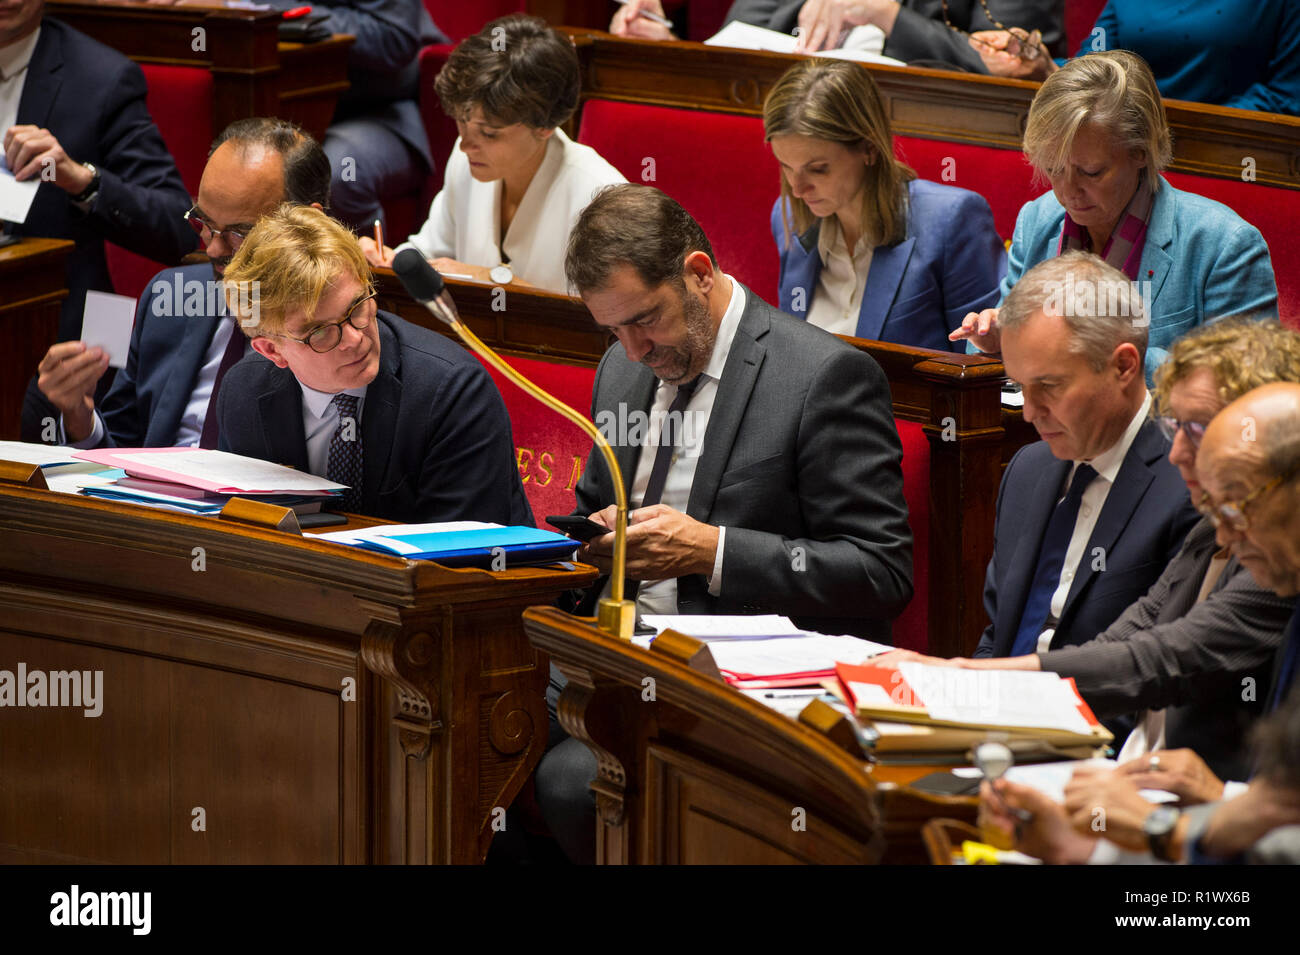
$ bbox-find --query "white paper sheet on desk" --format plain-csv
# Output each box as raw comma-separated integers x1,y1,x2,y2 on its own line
640,614,803,639
0,164,39,224
707,633,892,677
952,759,1178,805
704,20,902,64
308,521,501,545
0,441,81,467
81,291,137,368
898,662,1093,734
43,466,124,495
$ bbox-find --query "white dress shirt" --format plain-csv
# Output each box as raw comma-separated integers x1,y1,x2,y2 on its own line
64,316,249,449
298,381,368,480
1035,392,1153,653
599,278,747,617
806,215,873,337
399,129,626,293
0,27,40,163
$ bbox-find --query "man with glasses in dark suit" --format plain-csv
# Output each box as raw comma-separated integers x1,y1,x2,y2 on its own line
215,203,532,526
31,118,329,450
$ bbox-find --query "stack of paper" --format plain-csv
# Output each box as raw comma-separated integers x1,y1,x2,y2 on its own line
704,20,905,65
634,615,891,688
834,661,1112,760
0,441,125,495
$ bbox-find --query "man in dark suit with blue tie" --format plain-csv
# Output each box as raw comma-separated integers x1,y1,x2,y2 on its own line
32,119,330,450
973,252,1199,659
215,204,532,527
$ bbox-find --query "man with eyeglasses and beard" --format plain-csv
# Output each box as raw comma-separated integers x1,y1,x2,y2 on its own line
31,118,329,450
215,203,532,526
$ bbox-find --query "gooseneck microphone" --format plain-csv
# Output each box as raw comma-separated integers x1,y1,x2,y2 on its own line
391,250,637,640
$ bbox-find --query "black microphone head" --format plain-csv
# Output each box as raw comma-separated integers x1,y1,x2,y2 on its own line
392,248,445,303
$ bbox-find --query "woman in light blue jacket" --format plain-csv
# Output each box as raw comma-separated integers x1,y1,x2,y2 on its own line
953,51,1277,381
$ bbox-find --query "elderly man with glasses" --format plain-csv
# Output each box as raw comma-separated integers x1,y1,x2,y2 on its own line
214,203,532,526
878,318,1300,788
32,118,329,450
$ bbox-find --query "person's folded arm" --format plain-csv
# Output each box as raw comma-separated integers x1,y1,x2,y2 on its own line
264,0,422,73
715,347,913,619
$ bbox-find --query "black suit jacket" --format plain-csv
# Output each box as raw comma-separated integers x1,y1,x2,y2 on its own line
573,284,913,642
217,312,533,527
1041,519,1294,782
974,416,1200,658
724,0,1064,72
13,18,197,338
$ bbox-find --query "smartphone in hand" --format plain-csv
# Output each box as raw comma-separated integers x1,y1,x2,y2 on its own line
546,515,611,543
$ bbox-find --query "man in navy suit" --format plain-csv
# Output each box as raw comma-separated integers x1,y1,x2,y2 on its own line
2,0,196,340
216,204,532,527
32,118,330,450
973,252,1199,658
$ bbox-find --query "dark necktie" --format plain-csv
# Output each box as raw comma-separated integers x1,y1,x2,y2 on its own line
198,320,247,449
327,393,363,512
627,375,702,600
1009,463,1098,656
1269,609,1300,712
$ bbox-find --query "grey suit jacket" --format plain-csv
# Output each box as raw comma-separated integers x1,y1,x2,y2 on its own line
1040,519,1295,782
723,0,1064,73
572,284,913,642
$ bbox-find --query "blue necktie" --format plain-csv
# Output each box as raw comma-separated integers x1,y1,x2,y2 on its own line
1009,463,1098,656
327,393,363,512
1268,609,1300,712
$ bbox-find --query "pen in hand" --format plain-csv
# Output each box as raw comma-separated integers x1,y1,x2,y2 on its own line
612,0,673,29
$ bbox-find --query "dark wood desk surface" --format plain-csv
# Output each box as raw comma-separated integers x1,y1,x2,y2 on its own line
0,238,72,441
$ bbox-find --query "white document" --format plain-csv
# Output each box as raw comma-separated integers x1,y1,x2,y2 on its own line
952,759,1178,805
704,20,901,64
44,466,127,495
0,164,39,224
308,521,501,545
708,632,891,677
81,291,137,368
739,687,827,718
640,614,803,639
0,441,81,467
1002,387,1025,408
898,663,1094,734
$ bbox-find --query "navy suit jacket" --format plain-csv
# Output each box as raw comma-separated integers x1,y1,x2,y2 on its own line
217,312,534,528
13,18,197,338
772,179,1005,352
974,417,1200,658
93,264,232,448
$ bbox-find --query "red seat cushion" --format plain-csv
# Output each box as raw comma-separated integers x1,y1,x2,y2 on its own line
894,135,1043,241
422,2,525,42
891,419,930,651
481,355,597,521
1164,172,1300,327
577,100,780,303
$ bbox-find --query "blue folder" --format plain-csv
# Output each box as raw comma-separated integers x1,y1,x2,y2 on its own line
351,526,579,567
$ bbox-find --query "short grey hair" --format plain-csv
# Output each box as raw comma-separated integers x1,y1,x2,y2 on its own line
1000,251,1149,371
1258,395,1300,481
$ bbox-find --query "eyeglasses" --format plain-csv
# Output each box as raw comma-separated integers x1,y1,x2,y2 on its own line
1155,416,1208,449
184,206,252,251
1197,463,1299,532
275,289,377,353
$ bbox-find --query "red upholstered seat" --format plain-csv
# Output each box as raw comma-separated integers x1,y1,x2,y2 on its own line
1065,0,1109,54
892,419,930,651
479,354,597,522
894,135,1043,241
577,100,780,303
422,1,523,42
1164,172,1300,327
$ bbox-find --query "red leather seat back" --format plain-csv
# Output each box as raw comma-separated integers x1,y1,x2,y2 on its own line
1066,0,1109,53
480,354,597,521
577,100,780,303
422,2,524,42
418,45,457,198
892,419,930,651
894,135,1043,241
106,65,213,302
1164,172,1300,327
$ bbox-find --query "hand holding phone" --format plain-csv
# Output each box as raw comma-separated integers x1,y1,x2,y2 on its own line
546,515,611,543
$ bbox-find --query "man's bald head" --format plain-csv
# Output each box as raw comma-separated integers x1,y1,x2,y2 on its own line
1198,383,1300,596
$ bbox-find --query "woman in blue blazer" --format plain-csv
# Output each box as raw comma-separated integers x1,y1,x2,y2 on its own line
953,51,1278,382
764,58,1006,353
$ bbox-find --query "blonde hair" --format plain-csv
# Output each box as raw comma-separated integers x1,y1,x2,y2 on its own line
1154,319,1300,416
1023,50,1172,191
223,204,371,336
763,58,915,248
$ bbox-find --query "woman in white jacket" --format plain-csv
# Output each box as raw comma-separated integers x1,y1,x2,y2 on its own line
361,14,626,292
